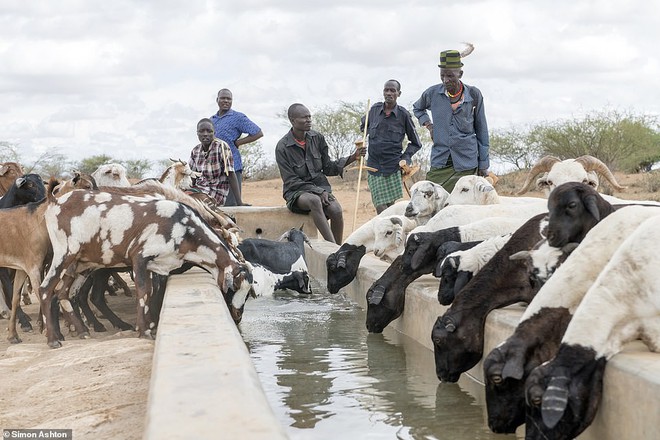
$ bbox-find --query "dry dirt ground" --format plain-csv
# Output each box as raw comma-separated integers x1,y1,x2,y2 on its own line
0,170,656,439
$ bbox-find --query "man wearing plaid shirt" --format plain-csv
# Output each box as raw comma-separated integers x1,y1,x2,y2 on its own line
189,118,243,206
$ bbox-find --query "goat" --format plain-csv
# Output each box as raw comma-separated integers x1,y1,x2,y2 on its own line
0,162,24,195
38,188,253,348
364,217,525,334
91,163,131,187
482,205,660,434
159,159,202,190
249,263,311,297
239,227,310,274
524,214,660,440
436,234,512,305
516,155,625,196
52,170,98,195
0,174,47,331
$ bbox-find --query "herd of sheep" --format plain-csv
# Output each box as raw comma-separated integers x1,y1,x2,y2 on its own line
326,155,660,439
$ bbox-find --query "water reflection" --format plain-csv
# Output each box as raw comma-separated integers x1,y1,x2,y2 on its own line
241,285,515,440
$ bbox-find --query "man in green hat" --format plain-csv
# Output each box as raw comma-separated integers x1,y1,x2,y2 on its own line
413,44,490,192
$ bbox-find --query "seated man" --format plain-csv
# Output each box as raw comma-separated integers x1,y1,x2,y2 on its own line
189,118,244,207
275,103,365,244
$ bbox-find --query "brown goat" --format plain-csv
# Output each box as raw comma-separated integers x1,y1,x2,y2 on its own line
0,162,24,196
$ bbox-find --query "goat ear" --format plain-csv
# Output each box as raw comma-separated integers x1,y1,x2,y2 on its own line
583,194,601,221
390,216,402,226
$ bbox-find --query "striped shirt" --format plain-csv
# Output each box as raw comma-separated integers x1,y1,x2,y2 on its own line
189,138,235,205
210,109,262,172
413,83,490,172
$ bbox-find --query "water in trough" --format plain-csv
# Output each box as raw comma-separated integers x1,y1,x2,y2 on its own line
241,281,517,440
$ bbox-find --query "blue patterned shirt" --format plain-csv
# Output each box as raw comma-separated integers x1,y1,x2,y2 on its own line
210,109,262,172
413,83,490,172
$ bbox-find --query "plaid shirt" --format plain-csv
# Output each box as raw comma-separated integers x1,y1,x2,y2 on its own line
413,83,490,172
189,138,235,205
210,109,261,172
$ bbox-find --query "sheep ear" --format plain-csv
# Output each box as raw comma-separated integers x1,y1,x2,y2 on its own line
509,250,530,261
501,352,526,380
453,271,472,295
541,376,570,429
367,284,385,305
561,242,580,255
583,194,601,221
410,243,430,271
390,216,402,226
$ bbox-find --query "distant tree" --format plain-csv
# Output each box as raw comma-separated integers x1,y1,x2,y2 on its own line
30,153,73,178
76,155,115,174
241,140,266,180
528,109,659,172
0,142,20,162
121,159,153,179
490,126,543,170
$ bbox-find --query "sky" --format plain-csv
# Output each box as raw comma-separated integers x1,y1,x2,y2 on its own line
1,1,659,174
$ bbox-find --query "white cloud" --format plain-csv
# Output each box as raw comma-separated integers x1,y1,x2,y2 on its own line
0,0,658,171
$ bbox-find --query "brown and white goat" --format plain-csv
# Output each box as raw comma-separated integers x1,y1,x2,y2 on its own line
0,162,24,196
39,188,253,348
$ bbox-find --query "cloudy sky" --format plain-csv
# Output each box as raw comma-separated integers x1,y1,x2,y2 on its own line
1,1,659,173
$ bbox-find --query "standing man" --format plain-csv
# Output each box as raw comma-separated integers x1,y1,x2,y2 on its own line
211,88,263,206
276,103,365,244
361,79,422,214
413,44,490,192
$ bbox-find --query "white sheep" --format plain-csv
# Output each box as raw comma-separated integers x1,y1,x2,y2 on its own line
446,175,546,206
372,215,418,262
91,163,131,187
516,155,625,196
524,212,660,438
404,180,450,223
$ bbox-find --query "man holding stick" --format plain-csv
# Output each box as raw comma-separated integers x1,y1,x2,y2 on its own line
276,103,365,244
361,79,422,214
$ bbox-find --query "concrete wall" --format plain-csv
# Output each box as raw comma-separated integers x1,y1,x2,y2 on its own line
143,269,288,440
306,240,660,440
221,206,317,240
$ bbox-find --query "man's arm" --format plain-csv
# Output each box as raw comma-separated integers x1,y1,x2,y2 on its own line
401,110,423,164
235,129,263,147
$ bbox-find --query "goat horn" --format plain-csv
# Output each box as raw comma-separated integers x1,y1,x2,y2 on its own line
574,155,626,191
460,42,474,58
516,156,561,195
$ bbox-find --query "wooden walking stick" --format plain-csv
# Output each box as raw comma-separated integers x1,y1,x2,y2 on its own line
352,99,370,232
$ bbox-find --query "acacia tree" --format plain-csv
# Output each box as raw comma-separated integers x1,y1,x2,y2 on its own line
489,126,543,170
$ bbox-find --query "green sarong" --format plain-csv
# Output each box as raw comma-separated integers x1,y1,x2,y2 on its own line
368,173,403,207
426,166,477,193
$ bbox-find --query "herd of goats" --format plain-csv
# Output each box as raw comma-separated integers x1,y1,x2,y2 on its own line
0,154,658,439
325,155,660,439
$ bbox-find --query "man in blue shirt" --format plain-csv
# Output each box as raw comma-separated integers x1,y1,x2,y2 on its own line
413,45,490,192
361,79,422,214
211,88,263,206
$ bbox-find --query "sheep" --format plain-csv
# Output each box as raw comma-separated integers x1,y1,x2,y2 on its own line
326,200,410,294
91,163,131,187
430,182,633,384
404,180,450,223
365,216,527,334
445,175,545,206
0,162,24,195
38,188,253,348
436,233,512,305
524,214,660,440
482,205,660,434
365,240,481,334
372,215,418,262
516,155,625,196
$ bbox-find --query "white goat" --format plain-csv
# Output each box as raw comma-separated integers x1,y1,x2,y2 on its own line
91,163,131,187
159,159,202,190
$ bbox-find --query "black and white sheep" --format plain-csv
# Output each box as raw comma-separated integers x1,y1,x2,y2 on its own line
482,204,660,434
524,213,660,440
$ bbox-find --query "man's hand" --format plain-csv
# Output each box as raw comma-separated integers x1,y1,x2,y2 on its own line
424,122,434,141
478,169,489,177
352,143,367,162
320,191,332,206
